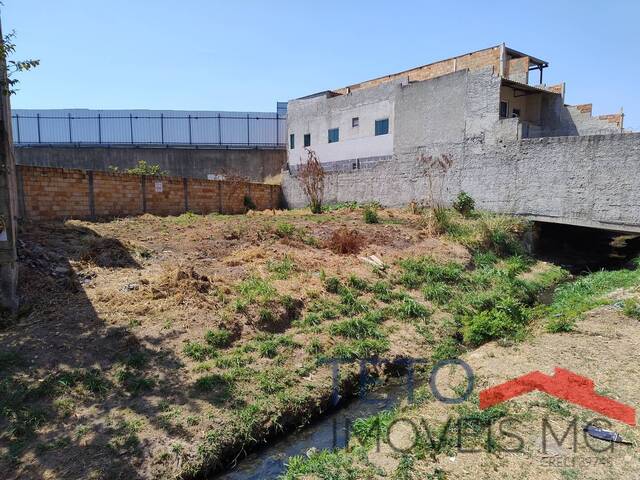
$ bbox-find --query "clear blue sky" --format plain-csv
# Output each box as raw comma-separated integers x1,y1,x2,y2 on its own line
4,0,639,130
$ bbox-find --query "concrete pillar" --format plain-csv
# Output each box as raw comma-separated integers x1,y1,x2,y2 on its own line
0,21,19,313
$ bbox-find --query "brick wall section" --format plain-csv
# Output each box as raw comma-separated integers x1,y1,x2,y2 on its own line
17,165,280,221
334,46,501,94
506,56,529,83
93,171,143,217
20,166,91,220
144,176,185,217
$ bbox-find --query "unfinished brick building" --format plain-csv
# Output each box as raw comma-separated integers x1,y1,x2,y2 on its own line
282,44,638,233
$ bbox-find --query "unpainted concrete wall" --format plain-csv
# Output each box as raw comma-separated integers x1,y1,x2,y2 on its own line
282,132,640,232
15,146,286,184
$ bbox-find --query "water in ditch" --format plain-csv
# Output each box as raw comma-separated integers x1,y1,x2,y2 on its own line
213,379,412,480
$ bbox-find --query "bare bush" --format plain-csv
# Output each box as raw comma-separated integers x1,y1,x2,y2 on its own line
326,227,365,254
297,149,325,214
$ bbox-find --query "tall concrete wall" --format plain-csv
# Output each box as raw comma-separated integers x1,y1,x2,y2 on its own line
282,132,640,233
15,146,286,184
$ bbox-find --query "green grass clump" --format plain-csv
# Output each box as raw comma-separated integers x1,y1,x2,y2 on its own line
204,328,233,348
324,276,342,294
253,333,298,358
462,297,529,346
331,338,389,361
422,283,453,305
183,341,215,361
274,221,296,238
351,409,396,448
363,206,379,224
544,267,640,332
267,255,297,280
398,257,464,289
347,275,370,291
237,276,277,304
282,449,373,480
395,297,431,320
330,317,384,339
473,251,499,269
257,367,293,394
623,298,640,320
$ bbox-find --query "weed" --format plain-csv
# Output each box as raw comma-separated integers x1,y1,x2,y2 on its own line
431,338,462,363
325,276,342,294
257,367,293,394
347,275,370,291
422,283,453,305
452,191,475,216
183,341,215,361
396,297,432,320
282,449,374,480
463,297,530,345
546,316,575,333
194,374,233,398
267,255,296,280
331,338,389,360
237,276,277,304
322,201,359,212
544,268,640,330
172,211,201,226
473,251,498,269
363,206,379,224
306,338,323,355
623,298,640,320
254,333,298,358
275,221,296,238
352,409,396,448
205,328,233,348
330,317,384,339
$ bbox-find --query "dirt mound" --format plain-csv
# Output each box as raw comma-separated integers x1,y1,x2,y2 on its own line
79,237,140,269
146,267,215,307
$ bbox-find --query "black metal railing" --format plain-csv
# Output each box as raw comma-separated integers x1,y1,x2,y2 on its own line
12,113,286,148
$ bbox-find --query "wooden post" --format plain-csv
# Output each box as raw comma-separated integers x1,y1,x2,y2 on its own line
0,19,19,312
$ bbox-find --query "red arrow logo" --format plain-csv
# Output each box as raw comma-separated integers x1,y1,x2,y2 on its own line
479,368,636,426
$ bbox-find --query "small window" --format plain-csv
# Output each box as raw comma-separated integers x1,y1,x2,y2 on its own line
352,117,359,128
512,108,521,118
289,133,295,149
328,128,339,143
499,101,508,118
304,133,311,147
375,118,389,136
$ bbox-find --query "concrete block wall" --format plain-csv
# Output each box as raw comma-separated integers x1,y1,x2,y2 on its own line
17,165,281,221
15,146,286,184
282,132,640,233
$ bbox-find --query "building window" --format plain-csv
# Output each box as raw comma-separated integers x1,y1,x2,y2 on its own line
304,133,311,147
289,133,295,149
328,128,339,143
375,118,389,136
352,117,359,128
499,101,508,118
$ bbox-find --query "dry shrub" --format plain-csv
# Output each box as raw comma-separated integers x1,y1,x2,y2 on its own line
326,227,365,255
297,149,325,214
79,237,138,268
148,267,213,306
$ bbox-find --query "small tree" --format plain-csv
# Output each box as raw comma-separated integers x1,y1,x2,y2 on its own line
0,29,39,96
297,149,325,214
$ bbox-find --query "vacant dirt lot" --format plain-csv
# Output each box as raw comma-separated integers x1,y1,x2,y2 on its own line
0,205,609,479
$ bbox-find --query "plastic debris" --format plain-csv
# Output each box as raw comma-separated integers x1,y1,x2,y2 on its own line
583,424,632,445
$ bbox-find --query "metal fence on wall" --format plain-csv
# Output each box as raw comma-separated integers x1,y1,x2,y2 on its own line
11,111,287,148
